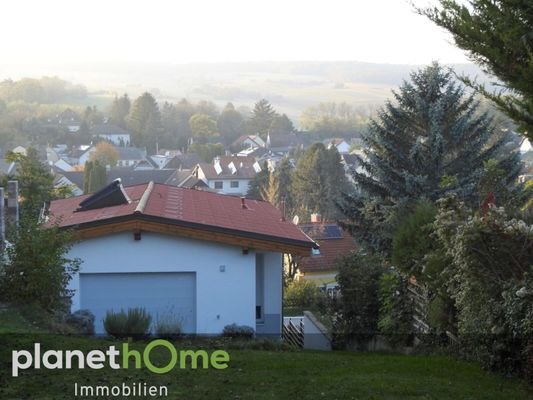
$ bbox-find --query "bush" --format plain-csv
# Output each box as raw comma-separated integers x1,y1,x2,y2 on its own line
154,314,183,340
334,251,385,347
284,280,327,309
378,271,414,348
103,307,152,339
0,218,81,312
65,309,95,335
222,323,255,339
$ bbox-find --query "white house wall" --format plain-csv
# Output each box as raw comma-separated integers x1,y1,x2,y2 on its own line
207,179,251,195
256,252,282,337
68,231,267,335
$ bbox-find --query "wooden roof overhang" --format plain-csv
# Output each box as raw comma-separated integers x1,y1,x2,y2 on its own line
62,213,314,257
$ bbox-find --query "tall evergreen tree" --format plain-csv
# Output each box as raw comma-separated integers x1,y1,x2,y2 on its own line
109,94,131,128
420,1,533,140
275,157,295,218
83,160,107,194
127,92,161,148
292,143,348,221
247,162,269,200
339,63,522,253
249,99,276,138
217,102,245,141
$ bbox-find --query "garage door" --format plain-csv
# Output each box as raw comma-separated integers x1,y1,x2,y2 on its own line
80,272,196,335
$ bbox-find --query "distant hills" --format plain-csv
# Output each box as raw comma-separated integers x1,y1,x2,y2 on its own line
0,60,489,123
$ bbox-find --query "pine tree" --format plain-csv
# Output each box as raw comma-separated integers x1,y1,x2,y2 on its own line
339,63,522,253
217,102,245,141
292,143,348,221
249,99,276,139
127,92,161,148
110,94,131,127
275,157,295,218
420,1,533,140
247,162,269,200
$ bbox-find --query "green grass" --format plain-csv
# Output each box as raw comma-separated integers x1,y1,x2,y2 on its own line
0,308,531,400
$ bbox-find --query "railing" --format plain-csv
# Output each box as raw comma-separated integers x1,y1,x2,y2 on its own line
282,316,304,348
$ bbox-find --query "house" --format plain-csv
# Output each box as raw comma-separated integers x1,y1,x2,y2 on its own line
232,135,266,150
55,168,188,194
325,138,350,154
47,180,315,336
78,146,147,168
296,215,356,295
192,155,261,195
91,124,131,146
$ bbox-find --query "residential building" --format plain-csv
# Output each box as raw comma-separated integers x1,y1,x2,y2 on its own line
192,155,261,196
296,215,357,295
47,180,315,336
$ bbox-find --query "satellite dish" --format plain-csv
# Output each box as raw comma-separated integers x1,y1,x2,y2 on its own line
292,215,300,225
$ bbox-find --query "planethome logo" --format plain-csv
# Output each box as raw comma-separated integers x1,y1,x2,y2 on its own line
12,339,230,377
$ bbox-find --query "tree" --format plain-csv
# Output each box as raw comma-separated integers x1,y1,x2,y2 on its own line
270,113,295,135
292,143,348,221
109,94,130,127
6,147,54,219
189,113,218,141
217,102,245,141
127,92,161,148
248,99,276,138
339,63,522,254
275,157,295,219
83,160,107,193
187,143,224,163
246,162,269,200
420,1,533,140
0,217,80,312
300,102,372,136
335,251,385,346
89,141,119,168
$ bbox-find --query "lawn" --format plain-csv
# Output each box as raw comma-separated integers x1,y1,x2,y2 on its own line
0,308,531,400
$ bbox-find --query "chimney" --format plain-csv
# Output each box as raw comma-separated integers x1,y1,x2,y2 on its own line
310,213,321,223
280,199,286,222
7,180,19,227
241,197,247,209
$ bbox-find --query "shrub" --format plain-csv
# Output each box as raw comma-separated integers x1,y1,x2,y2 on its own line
334,251,385,347
103,307,151,339
0,218,81,312
284,280,327,309
154,314,183,340
222,323,255,339
65,309,95,335
378,271,414,348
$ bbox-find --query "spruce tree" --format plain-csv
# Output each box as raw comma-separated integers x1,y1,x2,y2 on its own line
339,63,521,253
420,1,533,140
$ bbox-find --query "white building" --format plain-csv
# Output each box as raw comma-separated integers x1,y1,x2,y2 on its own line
48,181,314,336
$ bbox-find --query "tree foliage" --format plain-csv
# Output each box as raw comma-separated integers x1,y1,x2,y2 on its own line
127,92,161,149
109,94,130,128
189,113,218,141
248,99,276,138
0,217,81,312
6,148,55,219
421,1,533,140
83,160,107,194
334,251,385,345
292,143,349,221
89,141,119,168
339,63,521,254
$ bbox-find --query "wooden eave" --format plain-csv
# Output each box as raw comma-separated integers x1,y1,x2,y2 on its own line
65,215,314,257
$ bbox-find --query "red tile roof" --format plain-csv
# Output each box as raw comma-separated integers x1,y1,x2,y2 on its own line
48,183,315,249
298,223,357,273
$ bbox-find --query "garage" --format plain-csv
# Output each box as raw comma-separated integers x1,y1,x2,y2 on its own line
79,272,196,335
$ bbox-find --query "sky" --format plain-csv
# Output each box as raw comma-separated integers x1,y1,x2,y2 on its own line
1,0,469,66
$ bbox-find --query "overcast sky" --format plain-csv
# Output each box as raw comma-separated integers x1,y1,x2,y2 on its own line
2,0,468,66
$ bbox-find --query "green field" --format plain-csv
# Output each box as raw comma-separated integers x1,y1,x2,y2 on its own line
0,308,531,400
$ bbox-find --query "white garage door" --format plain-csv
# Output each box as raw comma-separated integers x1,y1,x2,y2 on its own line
80,272,196,335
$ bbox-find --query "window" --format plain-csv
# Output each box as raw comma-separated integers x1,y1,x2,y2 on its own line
214,181,223,189
230,181,239,188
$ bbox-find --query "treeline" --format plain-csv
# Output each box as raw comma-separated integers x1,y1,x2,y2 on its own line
0,76,87,104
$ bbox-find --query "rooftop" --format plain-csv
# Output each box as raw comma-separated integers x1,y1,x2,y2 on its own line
48,181,315,255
